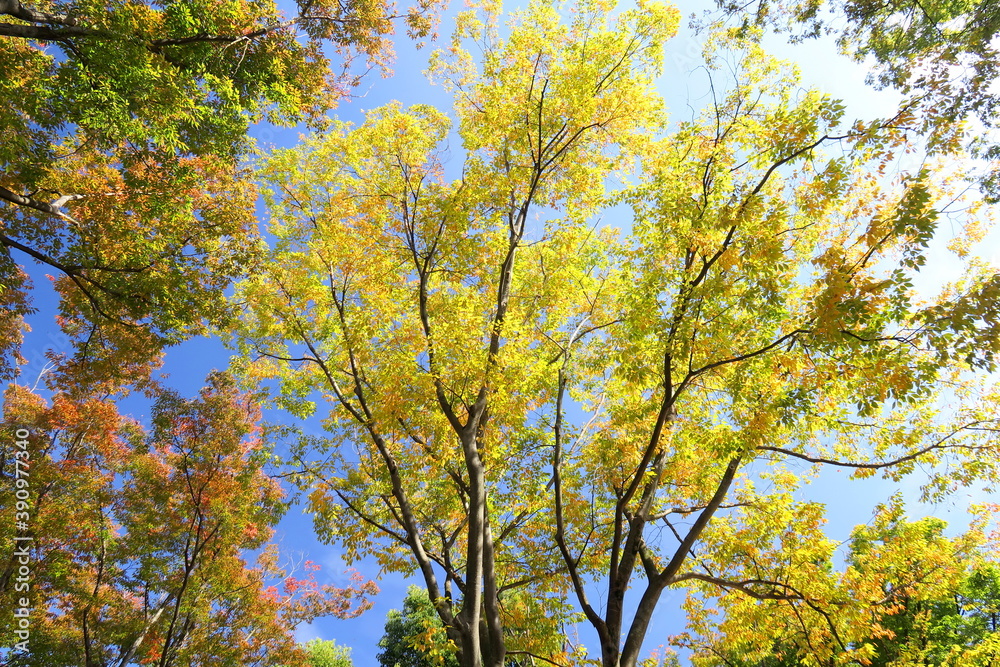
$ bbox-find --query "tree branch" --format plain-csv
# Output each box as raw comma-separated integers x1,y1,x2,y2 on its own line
756,421,997,470
671,572,810,601
0,183,81,224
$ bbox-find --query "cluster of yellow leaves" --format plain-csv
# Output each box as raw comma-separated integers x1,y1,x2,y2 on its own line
683,497,997,667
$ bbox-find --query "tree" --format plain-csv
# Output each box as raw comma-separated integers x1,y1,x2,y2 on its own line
685,508,1000,666
304,638,355,667
846,517,1000,667
0,0,444,389
710,0,1000,199
235,1,1000,666
0,372,377,666
377,586,566,667
378,586,460,667
236,1,675,665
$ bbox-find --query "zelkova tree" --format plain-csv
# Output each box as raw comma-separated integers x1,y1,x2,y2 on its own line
235,3,1000,667
545,36,1000,667
0,0,443,389
236,1,676,665
0,373,377,666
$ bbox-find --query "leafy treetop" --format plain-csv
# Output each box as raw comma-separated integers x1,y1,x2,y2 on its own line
0,0,443,391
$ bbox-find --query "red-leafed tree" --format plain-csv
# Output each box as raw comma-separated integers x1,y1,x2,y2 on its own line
0,371,376,666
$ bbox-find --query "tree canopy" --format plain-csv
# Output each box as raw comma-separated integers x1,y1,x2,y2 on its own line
234,0,1000,666
378,586,460,667
0,0,443,390
304,638,356,667
690,510,1000,666
376,585,573,667
0,373,377,666
711,0,1000,200
3,0,1000,665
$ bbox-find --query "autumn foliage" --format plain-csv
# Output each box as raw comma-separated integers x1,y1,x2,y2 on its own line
0,0,445,390
2,0,1000,665
0,373,376,667
235,1,1000,666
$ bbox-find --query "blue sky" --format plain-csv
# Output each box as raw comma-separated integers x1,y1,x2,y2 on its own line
12,0,999,664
